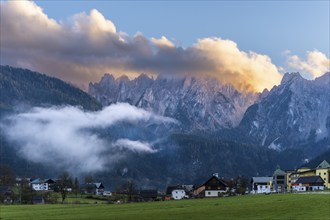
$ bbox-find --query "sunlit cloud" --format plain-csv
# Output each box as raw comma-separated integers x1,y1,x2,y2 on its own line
151,36,175,48
1,0,283,92
286,50,330,79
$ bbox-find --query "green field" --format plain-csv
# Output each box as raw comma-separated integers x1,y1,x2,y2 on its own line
1,194,329,220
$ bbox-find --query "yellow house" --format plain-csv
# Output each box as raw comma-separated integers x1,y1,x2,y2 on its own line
286,171,294,190
288,160,330,190
315,160,330,189
289,168,316,190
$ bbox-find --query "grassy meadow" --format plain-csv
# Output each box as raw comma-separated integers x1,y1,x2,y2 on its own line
1,193,329,220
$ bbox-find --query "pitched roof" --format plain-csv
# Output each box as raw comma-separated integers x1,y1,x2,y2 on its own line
30,178,44,184
203,176,228,187
252,177,272,183
295,176,324,184
166,185,184,195
94,183,104,189
317,160,330,169
273,168,286,175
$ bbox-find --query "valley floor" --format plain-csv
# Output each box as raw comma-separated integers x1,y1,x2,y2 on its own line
1,194,329,220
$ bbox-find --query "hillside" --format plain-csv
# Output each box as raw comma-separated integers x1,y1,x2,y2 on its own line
0,65,101,114
0,65,102,177
237,72,330,156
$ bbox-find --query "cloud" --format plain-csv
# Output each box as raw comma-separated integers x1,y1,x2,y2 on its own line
113,139,157,153
286,50,330,79
0,103,174,174
151,36,175,48
1,0,282,92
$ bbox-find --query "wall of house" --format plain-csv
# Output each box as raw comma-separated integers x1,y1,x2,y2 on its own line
32,183,48,191
171,190,186,200
286,172,293,190
292,184,306,192
205,190,225,197
316,168,330,188
193,186,205,197
253,184,271,194
292,184,324,191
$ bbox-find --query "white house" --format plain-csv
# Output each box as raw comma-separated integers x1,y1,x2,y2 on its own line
31,178,56,191
172,189,186,200
166,186,186,200
251,177,272,194
31,179,48,191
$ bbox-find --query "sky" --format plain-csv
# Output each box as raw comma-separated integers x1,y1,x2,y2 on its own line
1,0,329,92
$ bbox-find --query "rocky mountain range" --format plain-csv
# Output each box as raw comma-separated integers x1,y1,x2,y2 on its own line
89,74,258,130
89,72,330,155
1,65,329,188
238,72,330,154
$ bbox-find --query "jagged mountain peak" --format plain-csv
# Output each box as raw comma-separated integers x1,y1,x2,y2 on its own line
314,72,330,86
116,75,130,83
136,73,153,80
239,71,330,154
281,72,304,84
89,73,259,130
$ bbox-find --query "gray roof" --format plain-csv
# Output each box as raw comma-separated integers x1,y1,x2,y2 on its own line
295,176,324,184
273,168,286,175
252,177,273,183
30,178,44,184
317,160,330,169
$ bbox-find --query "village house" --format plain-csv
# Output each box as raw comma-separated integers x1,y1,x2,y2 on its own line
315,160,330,188
80,182,105,195
30,178,56,191
194,174,228,198
273,168,287,192
287,160,330,190
288,167,316,190
292,176,325,191
251,177,272,194
166,185,186,200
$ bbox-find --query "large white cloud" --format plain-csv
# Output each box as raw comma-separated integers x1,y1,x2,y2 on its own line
0,103,175,174
286,50,330,79
0,0,283,92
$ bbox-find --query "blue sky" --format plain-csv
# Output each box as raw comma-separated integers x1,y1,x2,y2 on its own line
1,0,329,91
35,0,329,65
